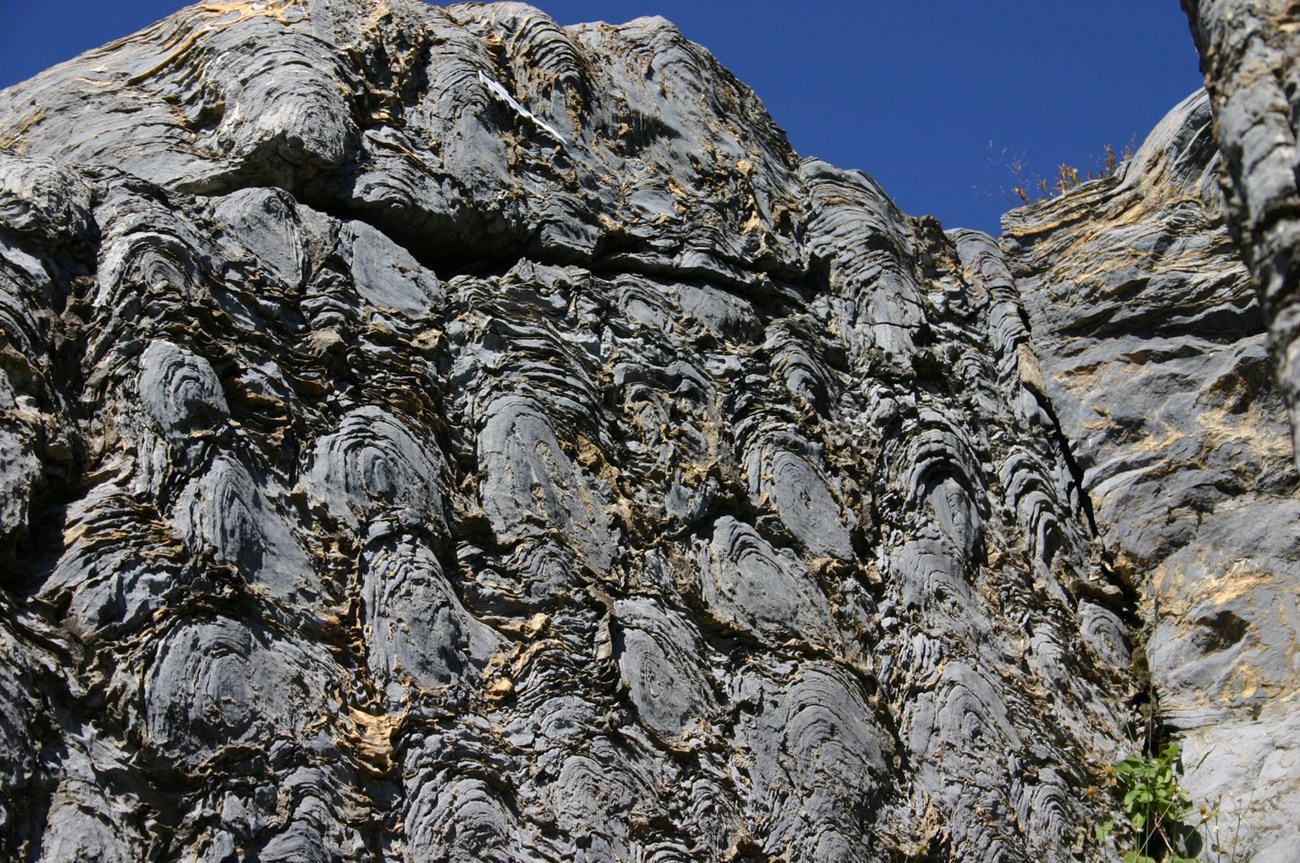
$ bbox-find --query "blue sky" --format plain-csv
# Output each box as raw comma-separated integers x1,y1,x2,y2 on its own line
0,2,1204,235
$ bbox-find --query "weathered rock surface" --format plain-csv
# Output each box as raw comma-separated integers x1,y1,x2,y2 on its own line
0,1,1293,861
1182,0,1300,471
1005,88,1300,862
0,2,1128,860
1173,3,1300,857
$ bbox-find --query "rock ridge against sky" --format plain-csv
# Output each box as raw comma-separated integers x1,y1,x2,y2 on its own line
0,1,1207,237
0,1,1295,861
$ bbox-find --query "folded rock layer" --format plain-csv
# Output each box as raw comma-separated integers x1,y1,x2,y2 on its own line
1005,89,1299,863
0,1,1292,861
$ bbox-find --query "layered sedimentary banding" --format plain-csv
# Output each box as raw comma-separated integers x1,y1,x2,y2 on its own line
1005,88,1300,863
2,1,1282,860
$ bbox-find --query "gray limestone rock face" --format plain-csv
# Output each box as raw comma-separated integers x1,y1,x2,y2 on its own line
0,1,1291,861
1182,1,1300,478
1004,88,1300,862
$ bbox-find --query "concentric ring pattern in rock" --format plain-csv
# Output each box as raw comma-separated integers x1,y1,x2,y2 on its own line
3,1,1280,860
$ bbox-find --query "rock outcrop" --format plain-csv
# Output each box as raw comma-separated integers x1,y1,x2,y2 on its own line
0,1,1294,861
1005,89,1300,862
1182,0,1300,470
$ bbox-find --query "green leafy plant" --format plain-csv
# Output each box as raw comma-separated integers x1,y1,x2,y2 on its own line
1097,742,1210,863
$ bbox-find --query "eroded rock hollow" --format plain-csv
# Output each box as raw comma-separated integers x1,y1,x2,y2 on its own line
0,2,1294,861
